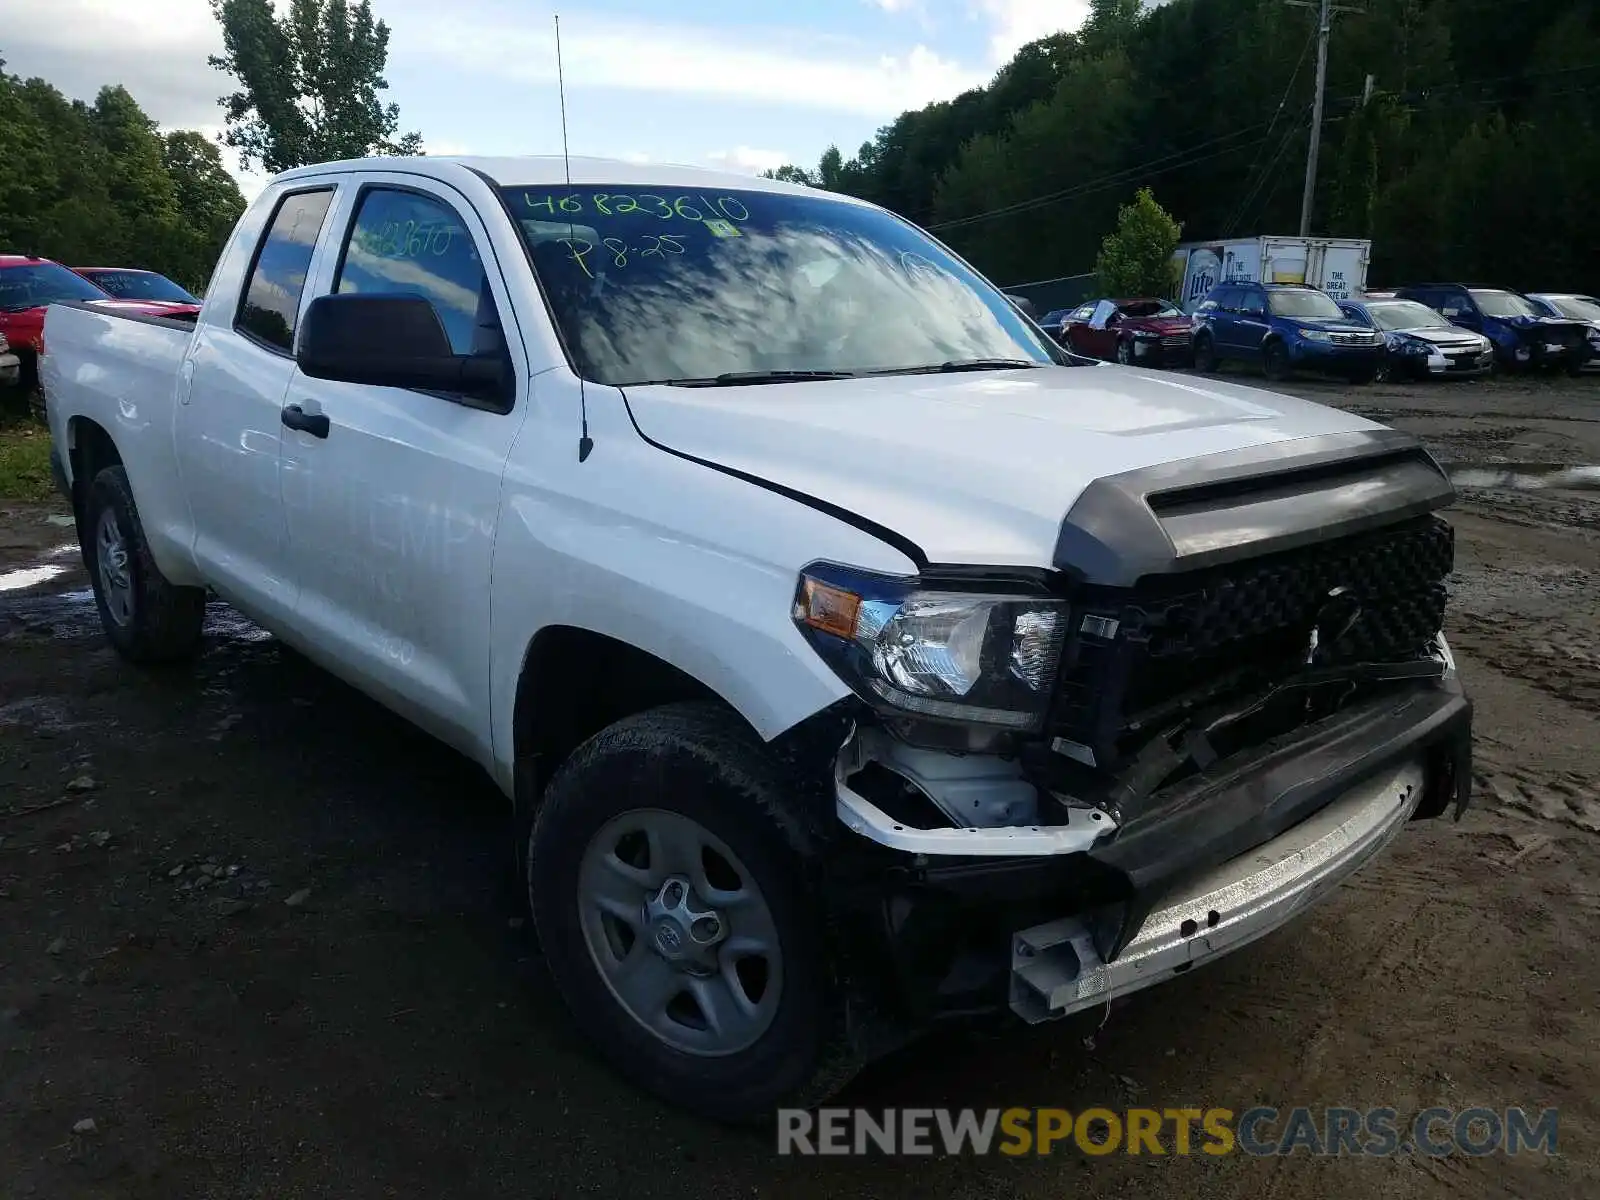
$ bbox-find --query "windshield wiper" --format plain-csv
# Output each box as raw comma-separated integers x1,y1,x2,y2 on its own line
632,370,858,388
863,358,1044,377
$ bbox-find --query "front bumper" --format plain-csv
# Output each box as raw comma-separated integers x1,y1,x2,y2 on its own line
0,351,18,388
1129,336,1193,366
833,675,1471,1024
1011,756,1422,1021
1288,340,1384,369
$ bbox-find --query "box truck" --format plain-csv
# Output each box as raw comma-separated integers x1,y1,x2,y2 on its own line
1173,236,1372,313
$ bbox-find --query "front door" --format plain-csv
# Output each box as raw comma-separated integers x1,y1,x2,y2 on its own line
175,186,340,629
277,174,531,758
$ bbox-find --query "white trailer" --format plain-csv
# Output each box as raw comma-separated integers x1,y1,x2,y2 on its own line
1172,235,1372,313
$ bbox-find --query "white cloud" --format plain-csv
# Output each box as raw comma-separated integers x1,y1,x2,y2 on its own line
705,146,791,175
415,14,982,118
974,0,1092,64
869,0,918,11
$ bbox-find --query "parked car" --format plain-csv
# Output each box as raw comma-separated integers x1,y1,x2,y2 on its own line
0,255,200,390
1038,307,1075,342
1337,296,1494,380
1059,296,1193,366
72,266,201,308
1392,284,1589,374
0,331,19,389
41,155,1472,1122
1190,280,1384,382
1525,293,1600,368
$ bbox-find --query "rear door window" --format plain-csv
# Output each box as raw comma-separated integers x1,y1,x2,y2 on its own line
236,189,335,352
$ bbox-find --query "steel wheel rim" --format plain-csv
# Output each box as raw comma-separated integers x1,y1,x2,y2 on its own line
577,807,783,1057
95,507,134,627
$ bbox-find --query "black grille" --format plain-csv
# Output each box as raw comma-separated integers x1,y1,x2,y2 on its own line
1050,515,1453,765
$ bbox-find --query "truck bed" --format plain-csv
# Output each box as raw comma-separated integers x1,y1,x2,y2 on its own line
41,300,199,578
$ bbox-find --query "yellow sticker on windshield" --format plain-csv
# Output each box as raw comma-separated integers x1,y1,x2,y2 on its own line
704,219,742,238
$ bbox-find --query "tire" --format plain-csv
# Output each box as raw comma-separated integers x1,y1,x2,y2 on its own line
1192,334,1220,373
1115,338,1133,365
528,702,857,1123
1373,360,1392,384
1262,341,1292,382
84,465,206,664
1348,365,1376,386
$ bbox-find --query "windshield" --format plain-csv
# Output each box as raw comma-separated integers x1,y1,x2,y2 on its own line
80,269,198,304
501,185,1059,385
1118,299,1183,319
0,262,108,311
1266,289,1345,319
1368,301,1452,331
1470,289,1538,319
1546,295,1600,322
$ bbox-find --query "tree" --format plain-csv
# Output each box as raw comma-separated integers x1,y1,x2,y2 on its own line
209,0,423,173
1094,188,1183,297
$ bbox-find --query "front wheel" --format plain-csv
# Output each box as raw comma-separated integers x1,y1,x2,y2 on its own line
85,466,206,664
528,702,857,1122
1115,338,1133,365
1262,341,1292,382
1192,335,1220,373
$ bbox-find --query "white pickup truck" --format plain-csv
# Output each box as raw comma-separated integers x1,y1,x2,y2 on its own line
40,155,1473,1121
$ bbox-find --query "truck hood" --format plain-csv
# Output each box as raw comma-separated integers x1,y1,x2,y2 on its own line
621,364,1393,570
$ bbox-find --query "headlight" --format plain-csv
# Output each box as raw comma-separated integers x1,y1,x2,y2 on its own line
793,565,1067,730
1405,339,1430,354
1300,328,1332,341
1433,631,1457,677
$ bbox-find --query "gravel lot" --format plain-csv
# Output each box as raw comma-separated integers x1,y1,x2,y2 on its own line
3,370,1598,1198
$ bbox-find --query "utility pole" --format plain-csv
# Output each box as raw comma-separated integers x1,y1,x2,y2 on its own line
1287,0,1362,236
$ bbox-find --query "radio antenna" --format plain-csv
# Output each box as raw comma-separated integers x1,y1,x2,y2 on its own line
555,13,593,463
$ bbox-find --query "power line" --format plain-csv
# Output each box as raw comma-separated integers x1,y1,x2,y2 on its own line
927,122,1277,232
1222,26,1318,237
1231,115,1310,236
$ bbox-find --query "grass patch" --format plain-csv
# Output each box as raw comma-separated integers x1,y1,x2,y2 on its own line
0,412,56,503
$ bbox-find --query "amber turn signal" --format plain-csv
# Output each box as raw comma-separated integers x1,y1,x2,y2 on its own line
796,578,861,639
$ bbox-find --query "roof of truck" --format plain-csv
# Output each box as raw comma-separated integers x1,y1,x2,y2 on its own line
269,154,871,205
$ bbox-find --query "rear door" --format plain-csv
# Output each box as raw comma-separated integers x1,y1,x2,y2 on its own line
176,185,340,629
1083,299,1119,359
277,172,531,756
1233,286,1271,360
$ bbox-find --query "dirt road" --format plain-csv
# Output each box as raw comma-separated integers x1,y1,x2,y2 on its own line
3,372,1597,1198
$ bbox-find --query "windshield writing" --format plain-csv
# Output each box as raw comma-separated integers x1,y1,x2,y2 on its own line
503,185,1059,386
82,270,197,304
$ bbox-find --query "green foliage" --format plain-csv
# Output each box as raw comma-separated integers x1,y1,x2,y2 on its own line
0,62,245,293
1095,187,1183,297
0,414,54,503
775,0,1600,291
210,0,423,174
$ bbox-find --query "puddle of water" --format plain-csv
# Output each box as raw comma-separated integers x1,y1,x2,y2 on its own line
43,514,76,528
0,696,90,733
0,563,70,592
4,586,273,645
1447,464,1600,492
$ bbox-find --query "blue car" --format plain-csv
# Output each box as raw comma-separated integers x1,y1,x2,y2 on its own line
1190,281,1385,383
1392,284,1590,374
1336,296,1494,380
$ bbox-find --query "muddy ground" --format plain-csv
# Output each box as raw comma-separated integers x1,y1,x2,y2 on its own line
3,371,1598,1199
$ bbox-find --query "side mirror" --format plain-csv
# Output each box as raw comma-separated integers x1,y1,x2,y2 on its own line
1005,293,1036,318
296,293,510,406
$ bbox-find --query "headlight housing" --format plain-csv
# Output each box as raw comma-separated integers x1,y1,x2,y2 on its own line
1299,328,1333,341
793,565,1067,731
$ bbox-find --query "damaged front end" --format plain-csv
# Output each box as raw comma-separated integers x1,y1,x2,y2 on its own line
801,429,1474,1030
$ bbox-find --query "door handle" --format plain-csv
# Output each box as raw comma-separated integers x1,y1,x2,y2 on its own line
281,404,330,439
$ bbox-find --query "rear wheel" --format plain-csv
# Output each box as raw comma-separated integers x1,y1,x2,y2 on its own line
528,702,857,1122
1192,334,1220,373
84,466,206,664
1263,341,1292,381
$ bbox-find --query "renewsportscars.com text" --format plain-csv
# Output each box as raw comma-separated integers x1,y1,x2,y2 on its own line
776,1106,1559,1158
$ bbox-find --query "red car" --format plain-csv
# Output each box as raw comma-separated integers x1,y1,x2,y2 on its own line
1060,296,1195,366
72,266,202,308
0,256,200,389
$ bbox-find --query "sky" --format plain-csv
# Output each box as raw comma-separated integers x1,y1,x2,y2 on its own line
0,0,1098,203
